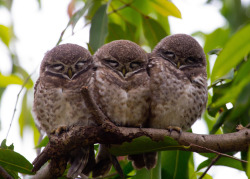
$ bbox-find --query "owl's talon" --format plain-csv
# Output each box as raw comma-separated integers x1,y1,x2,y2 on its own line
51,126,68,136
167,126,182,134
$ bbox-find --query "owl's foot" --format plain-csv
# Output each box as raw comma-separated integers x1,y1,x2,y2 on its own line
167,126,182,134
236,124,250,131
51,126,68,136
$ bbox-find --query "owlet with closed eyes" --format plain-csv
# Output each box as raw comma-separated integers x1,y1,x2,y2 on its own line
149,34,207,131
147,34,207,167
92,40,154,176
33,44,95,178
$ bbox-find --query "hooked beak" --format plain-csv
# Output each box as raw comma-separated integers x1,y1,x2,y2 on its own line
67,67,73,79
122,67,127,77
177,61,181,69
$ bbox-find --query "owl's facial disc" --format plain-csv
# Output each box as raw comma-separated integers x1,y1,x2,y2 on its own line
45,58,91,80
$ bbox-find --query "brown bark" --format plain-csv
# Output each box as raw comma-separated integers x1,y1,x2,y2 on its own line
32,87,250,177
32,125,250,174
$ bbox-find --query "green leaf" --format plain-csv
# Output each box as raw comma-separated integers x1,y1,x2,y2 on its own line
18,90,35,140
0,149,34,174
35,136,49,148
142,17,167,49
0,24,12,47
197,156,244,171
211,69,234,86
207,48,222,55
109,136,185,156
57,0,93,45
211,77,250,108
161,151,191,179
133,152,161,179
106,22,138,43
109,1,141,27
209,110,230,134
211,24,250,82
0,71,33,89
0,139,14,150
0,73,23,87
150,0,181,18
89,4,108,53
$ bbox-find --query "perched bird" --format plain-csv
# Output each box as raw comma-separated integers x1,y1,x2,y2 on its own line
149,34,207,130
148,34,207,161
92,40,151,176
33,43,95,178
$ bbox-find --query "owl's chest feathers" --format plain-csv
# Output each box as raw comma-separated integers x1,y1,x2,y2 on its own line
95,70,150,127
34,85,90,134
150,63,206,130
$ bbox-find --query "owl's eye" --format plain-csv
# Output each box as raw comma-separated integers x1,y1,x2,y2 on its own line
75,61,87,69
130,61,142,69
51,64,64,71
104,59,119,67
162,51,175,59
185,57,198,64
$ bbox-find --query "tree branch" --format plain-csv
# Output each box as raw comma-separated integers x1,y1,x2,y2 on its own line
32,125,250,174
32,86,250,177
0,166,13,179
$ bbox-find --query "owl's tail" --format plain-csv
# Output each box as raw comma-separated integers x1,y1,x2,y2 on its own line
128,152,158,170
67,145,95,178
92,144,124,178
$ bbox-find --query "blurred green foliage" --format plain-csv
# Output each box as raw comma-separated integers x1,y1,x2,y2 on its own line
0,0,249,178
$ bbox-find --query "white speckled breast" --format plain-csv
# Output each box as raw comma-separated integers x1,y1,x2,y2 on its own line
149,59,207,131
33,79,93,135
93,68,150,127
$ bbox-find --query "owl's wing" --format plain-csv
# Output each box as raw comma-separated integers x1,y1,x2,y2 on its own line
34,77,40,96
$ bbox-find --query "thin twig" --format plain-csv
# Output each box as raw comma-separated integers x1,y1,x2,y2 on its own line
199,155,221,179
189,143,247,163
119,0,148,18
6,72,34,140
107,2,132,15
0,166,13,179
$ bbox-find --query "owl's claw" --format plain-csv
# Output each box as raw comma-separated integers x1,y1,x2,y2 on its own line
167,126,182,134
51,126,68,136
236,124,250,131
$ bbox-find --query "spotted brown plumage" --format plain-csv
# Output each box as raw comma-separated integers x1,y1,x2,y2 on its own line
144,34,208,168
33,43,95,178
92,40,151,176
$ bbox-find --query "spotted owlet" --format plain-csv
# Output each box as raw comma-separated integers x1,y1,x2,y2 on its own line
147,34,207,164
91,40,151,176
33,43,95,178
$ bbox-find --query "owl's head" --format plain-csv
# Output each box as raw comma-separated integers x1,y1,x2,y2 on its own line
152,34,206,71
152,34,207,84
94,40,148,78
40,43,92,80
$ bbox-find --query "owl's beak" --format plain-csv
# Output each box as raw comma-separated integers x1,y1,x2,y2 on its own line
177,61,181,69
67,67,73,79
122,67,127,77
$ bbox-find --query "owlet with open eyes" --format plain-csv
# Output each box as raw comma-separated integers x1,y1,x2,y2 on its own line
149,34,208,134
33,44,95,178
91,40,154,176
